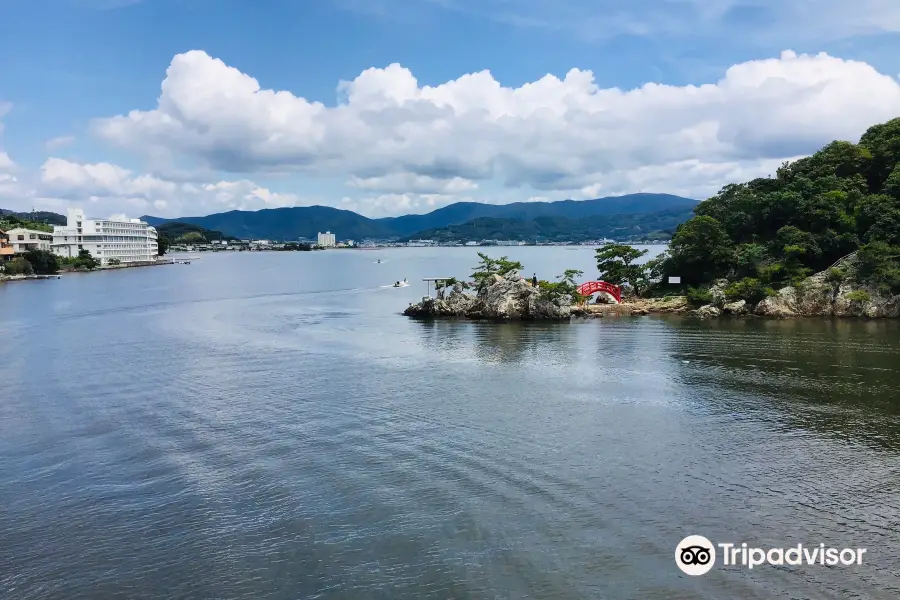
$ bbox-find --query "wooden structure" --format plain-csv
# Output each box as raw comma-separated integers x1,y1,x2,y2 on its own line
422,277,456,298
576,280,622,304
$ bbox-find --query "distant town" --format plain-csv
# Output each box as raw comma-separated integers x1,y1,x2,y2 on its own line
2,208,669,280
169,230,668,253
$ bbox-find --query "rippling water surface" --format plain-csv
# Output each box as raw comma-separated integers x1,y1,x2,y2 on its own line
2,247,900,599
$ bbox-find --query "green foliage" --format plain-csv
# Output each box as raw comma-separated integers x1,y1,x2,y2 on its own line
175,231,206,243
825,267,848,284
157,221,235,243
108,258,121,266
654,117,900,291
595,243,649,293
157,234,170,256
731,243,767,279
435,277,459,290
723,278,775,305
277,242,313,251
72,249,99,271
845,290,872,303
847,290,872,304
22,249,59,274
538,269,584,304
664,216,734,285
471,253,523,288
0,209,58,232
855,241,900,295
401,210,690,243
3,256,34,275
685,286,714,307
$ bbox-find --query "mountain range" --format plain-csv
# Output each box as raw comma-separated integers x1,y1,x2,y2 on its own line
141,193,698,240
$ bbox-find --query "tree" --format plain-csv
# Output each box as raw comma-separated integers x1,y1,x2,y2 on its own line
22,249,59,275
74,249,99,270
855,241,900,295
538,269,584,304
664,216,735,285
4,256,34,275
157,234,170,256
471,253,523,289
176,231,206,244
595,243,649,294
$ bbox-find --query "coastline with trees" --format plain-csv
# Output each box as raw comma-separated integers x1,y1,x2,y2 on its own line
404,117,900,320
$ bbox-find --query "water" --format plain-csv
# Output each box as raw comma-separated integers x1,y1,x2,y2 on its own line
1,247,900,599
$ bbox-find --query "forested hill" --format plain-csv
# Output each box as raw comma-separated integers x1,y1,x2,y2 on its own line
658,117,900,295
400,208,692,243
141,193,697,240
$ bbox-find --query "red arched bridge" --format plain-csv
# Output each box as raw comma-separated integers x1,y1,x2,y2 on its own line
576,280,622,304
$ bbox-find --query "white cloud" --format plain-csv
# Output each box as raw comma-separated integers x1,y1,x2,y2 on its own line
348,173,478,194
90,48,900,211
45,135,76,151
337,192,465,217
3,48,900,218
0,157,318,217
0,152,16,172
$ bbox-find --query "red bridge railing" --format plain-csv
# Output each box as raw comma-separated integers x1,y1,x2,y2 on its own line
576,281,622,304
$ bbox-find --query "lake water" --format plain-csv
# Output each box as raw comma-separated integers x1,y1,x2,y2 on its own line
2,246,900,599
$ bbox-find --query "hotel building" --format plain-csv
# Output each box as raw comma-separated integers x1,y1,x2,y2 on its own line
52,209,159,266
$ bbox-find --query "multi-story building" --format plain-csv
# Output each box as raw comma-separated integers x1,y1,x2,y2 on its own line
0,230,14,262
5,228,53,253
51,209,158,266
317,231,336,247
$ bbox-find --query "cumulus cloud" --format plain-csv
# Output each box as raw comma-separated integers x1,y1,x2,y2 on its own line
0,157,317,218
91,48,900,209
0,152,16,172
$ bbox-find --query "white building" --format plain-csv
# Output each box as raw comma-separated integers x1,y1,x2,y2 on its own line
5,228,53,252
317,231,336,247
51,209,158,266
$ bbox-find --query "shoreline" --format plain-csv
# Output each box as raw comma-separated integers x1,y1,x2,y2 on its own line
1,259,176,283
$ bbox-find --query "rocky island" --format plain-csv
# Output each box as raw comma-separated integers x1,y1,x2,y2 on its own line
406,116,900,321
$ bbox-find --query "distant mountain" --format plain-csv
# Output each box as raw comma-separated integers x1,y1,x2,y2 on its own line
400,208,693,243
156,221,238,243
141,193,697,240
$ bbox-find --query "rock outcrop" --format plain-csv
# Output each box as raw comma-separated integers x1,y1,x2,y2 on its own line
404,274,573,320
696,256,900,318
750,257,900,318
722,300,748,315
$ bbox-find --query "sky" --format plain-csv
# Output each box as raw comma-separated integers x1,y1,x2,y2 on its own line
1,0,900,219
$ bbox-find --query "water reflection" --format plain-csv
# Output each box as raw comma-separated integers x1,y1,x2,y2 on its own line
660,317,900,451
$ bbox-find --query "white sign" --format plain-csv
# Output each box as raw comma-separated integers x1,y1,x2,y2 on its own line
668,276,681,284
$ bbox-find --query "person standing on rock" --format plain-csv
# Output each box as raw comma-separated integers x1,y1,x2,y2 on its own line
532,274,538,287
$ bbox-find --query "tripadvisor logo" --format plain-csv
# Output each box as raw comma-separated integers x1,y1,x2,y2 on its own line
676,535,715,576
675,535,867,575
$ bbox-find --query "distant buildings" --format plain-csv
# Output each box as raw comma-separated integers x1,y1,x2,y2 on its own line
51,209,159,266
5,228,52,253
0,230,13,261
317,231,336,247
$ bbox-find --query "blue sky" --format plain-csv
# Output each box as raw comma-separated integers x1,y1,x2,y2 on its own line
1,0,900,218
